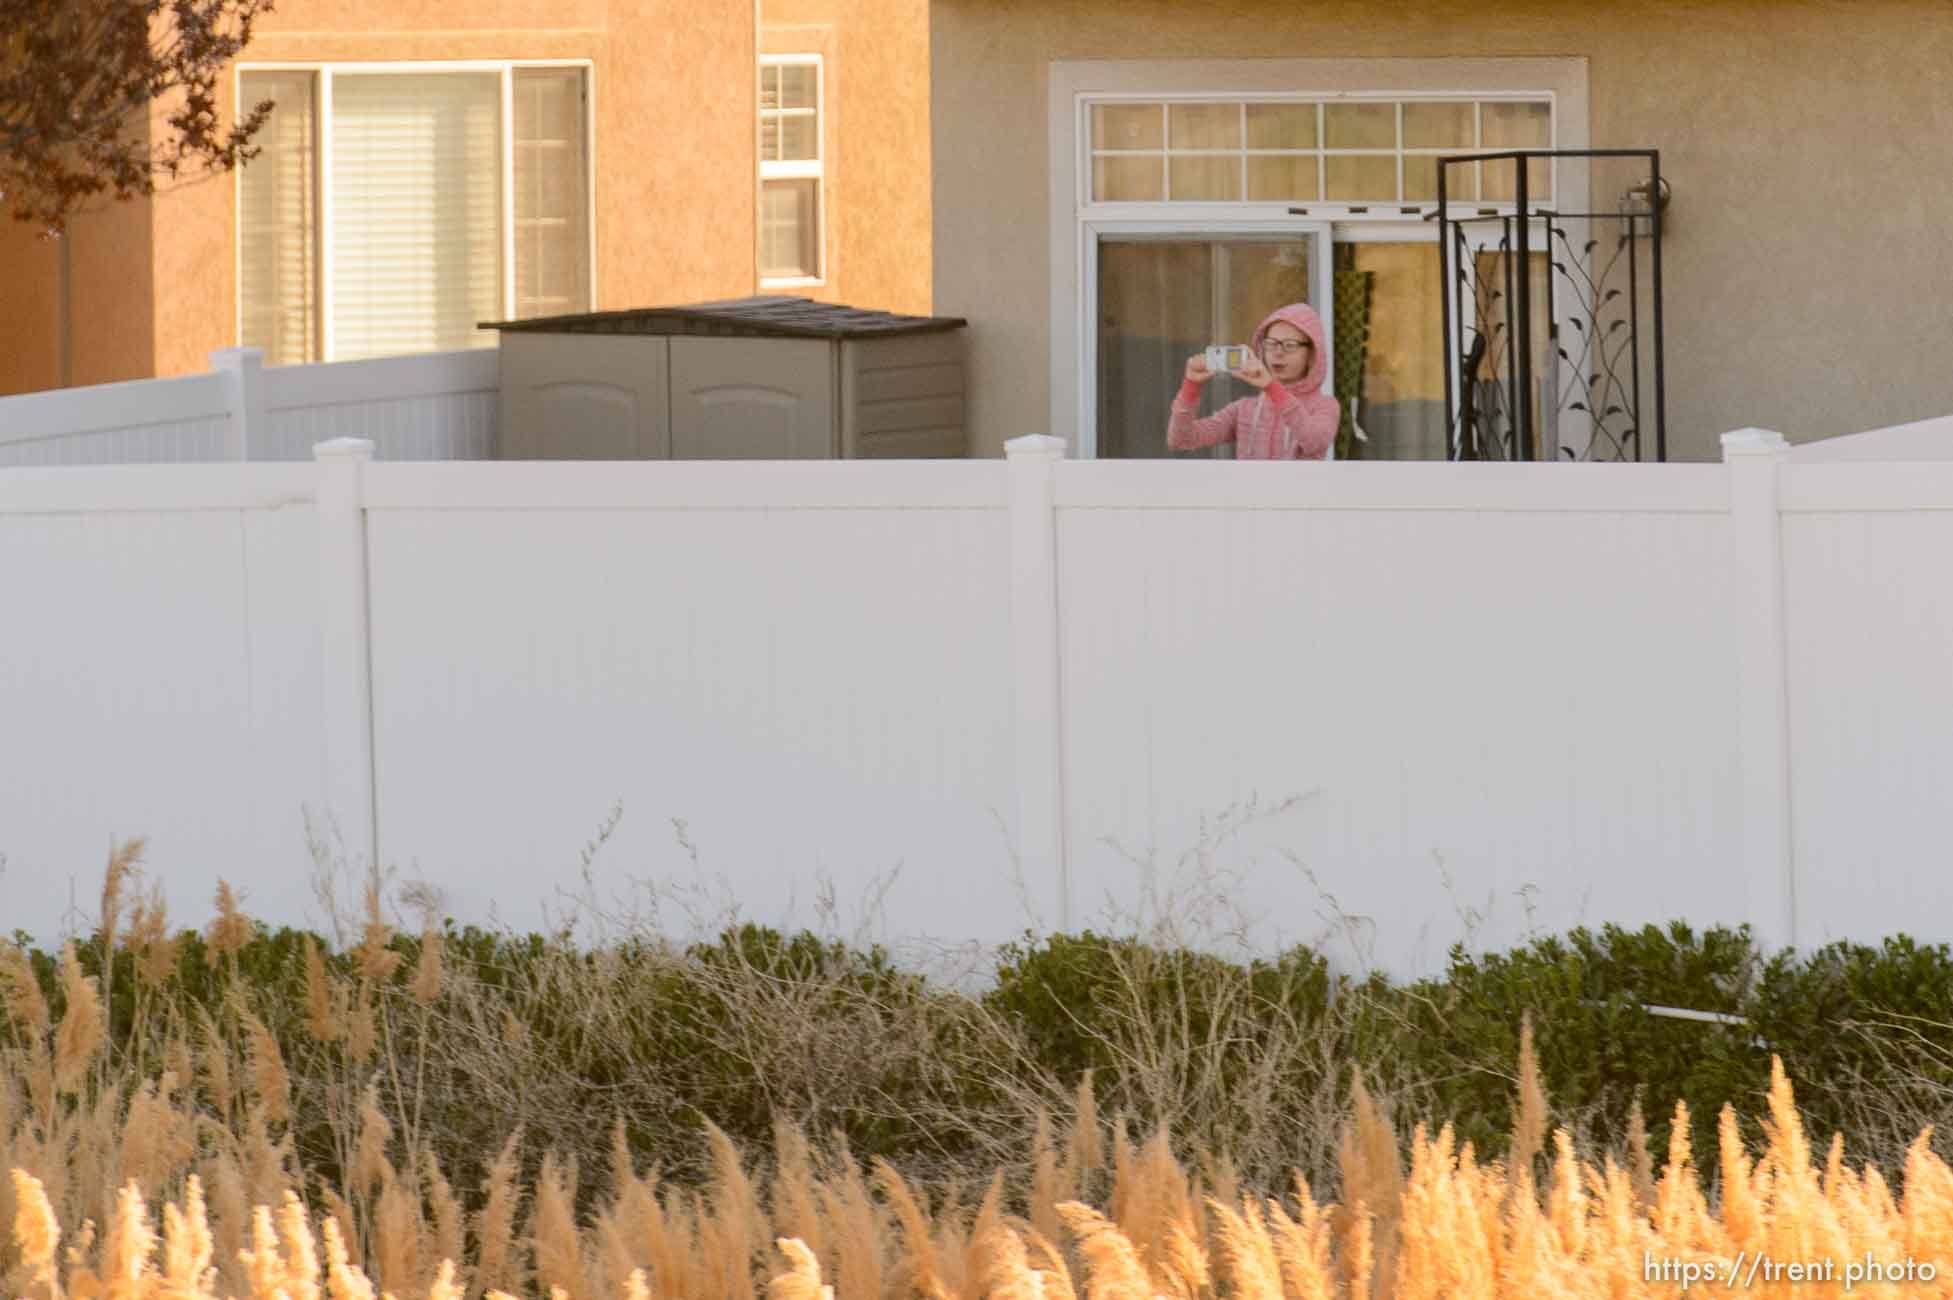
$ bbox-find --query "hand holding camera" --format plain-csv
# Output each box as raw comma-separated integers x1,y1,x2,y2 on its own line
1187,344,1273,390
1204,344,1251,376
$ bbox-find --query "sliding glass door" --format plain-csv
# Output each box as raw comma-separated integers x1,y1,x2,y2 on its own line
1087,223,1555,461
1088,224,1331,459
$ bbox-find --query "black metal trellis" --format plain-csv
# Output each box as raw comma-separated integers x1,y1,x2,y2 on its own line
1438,149,1667,462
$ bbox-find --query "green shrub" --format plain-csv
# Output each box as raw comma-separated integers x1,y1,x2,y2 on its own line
9,911,1953,1210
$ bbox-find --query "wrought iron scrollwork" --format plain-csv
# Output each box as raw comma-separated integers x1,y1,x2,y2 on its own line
1439,150,1667,463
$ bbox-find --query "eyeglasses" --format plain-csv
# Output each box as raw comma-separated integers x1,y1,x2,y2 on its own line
1261,339,1312,356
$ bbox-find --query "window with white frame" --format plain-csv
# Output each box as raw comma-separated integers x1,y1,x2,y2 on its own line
759,55,823,283
1088,97,1552,207
1065,77,1575,462
236,63,593,365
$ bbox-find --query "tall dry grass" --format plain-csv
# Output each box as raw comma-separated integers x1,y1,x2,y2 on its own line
9,1057,1953,1299
10,848,1953,1299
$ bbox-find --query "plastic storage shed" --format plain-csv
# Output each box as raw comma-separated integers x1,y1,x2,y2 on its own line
481,296,969,460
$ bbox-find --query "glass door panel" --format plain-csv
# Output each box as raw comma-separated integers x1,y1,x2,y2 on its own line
1462,243,1555,460
1337,239,1552,460
1342,242,1445,460
1095,235,1318,459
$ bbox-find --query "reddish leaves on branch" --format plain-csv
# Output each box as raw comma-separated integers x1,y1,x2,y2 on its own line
1,0,275,232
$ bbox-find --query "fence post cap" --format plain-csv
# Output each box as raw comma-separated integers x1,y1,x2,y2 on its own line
1720,428,1791,459
313,438,376,462
1006,434,1068,460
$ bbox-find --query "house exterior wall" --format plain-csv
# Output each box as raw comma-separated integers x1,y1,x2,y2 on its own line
762,0,934,315
0,224,63,390
1,0,932,396
930,0,1953,460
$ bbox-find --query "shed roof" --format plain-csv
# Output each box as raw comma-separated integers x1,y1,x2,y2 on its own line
481,296,967,340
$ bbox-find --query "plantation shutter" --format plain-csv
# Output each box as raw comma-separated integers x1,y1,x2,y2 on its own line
329,73,503,360
512,68,591,319
237,71,320,365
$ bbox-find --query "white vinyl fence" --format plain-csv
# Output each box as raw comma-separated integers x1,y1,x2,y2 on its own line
0,347,497,467
3,432,1952,978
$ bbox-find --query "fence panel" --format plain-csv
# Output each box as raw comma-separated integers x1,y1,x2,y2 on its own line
0,467,327,936
261,350,499,462
5,440,1953,976
1781,462,1953,949
357,461,1023,948
0,372,231,467
1051,464,1746,972
0,348,498,466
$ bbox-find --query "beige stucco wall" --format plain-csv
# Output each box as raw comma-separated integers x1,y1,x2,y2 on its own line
1,0,762,393
763,0,934,316
931,0,1953,460
0,0,935,397
0,224,64,390
0,124,159,389
145,0,758,382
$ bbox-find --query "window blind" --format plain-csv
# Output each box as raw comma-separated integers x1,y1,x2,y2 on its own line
238,71,320,365
329,72,503,360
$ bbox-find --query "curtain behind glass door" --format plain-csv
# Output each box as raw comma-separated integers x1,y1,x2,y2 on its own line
1096,237,1313,459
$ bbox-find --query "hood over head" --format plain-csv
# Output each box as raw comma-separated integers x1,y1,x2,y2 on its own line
1249,301,1330,395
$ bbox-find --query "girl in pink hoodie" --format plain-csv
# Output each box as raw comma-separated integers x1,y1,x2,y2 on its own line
1167,302,1340,460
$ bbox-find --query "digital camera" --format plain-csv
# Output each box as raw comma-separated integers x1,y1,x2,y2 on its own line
1204,344,1252,374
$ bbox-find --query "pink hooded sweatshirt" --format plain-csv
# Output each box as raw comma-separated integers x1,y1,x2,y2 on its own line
1167,302,1340,460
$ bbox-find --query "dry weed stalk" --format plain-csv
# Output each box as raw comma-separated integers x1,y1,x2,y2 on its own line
18,853,1953,1300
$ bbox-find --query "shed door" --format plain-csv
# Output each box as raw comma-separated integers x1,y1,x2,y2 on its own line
669,338,836,459
501,334,670,460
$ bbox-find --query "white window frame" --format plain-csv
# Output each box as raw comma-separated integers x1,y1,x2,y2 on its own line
1050,58,1591,457
233,59,599,361
759,53,826,288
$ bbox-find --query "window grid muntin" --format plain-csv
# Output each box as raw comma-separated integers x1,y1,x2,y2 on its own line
1087,94,1553,206
760,53,825,283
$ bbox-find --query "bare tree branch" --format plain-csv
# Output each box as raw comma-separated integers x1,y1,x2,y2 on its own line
1,0,276,231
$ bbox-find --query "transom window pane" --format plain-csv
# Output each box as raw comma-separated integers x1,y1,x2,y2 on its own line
1323,102,1396,150
1404,153,1478,202
1086,96,1552,205
1245,103,1316,150
1093,155,1163,201
1482,101,1551,148
1402,101,1472,149
1325,155,1398,201
1168,155,1239,201
1093,103,1164,150
1168,102,1240,150
1246,155,1318,201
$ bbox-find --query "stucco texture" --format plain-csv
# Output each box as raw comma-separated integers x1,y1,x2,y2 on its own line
929,0,1953,460
762,0,934,316
0,115,160,388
